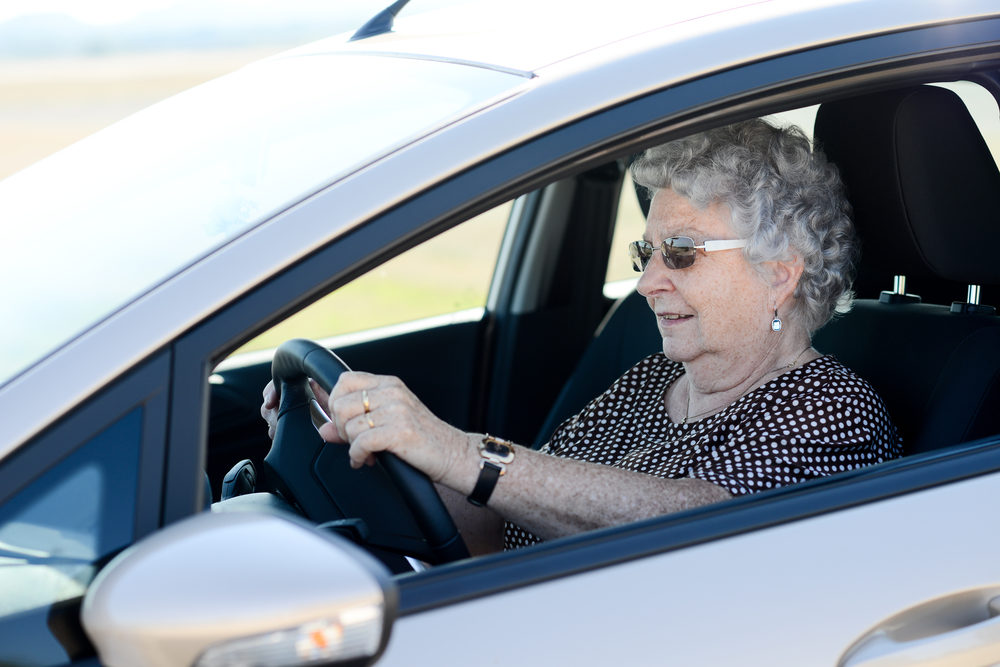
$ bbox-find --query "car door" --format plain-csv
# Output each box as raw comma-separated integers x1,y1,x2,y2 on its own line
380,452,1000,665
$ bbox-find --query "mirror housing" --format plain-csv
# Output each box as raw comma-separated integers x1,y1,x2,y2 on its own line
82,511,396,667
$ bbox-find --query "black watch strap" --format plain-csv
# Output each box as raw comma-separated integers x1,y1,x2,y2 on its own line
467,461,502,507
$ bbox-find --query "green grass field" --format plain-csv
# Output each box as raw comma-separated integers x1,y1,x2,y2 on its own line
234,204,511,354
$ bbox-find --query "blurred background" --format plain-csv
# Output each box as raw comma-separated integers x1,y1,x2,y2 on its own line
0,0,461,181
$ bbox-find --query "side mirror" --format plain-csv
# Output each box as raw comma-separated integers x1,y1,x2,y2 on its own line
82,511,397,667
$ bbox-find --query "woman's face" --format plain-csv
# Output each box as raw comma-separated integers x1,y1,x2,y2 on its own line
636,188,773,370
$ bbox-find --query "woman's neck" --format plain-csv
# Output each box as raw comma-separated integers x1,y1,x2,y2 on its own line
679,329,816,422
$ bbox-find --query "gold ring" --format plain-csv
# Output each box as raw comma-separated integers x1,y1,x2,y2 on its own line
366,413,375,429
362,389,371,413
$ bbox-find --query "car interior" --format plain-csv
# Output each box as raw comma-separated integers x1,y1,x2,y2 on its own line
205,77,1000,569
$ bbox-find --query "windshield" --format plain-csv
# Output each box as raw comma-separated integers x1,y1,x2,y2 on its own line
0,52,525,385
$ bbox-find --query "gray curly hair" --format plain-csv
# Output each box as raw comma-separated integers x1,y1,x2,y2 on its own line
630,119,857,334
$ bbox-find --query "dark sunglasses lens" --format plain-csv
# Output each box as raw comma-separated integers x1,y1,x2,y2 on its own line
662,237,696,269
628,241,651,272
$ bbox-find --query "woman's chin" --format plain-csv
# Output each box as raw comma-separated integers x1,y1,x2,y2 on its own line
660,340,699,363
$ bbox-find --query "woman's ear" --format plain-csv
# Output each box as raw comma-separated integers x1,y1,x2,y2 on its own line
764,254,804,308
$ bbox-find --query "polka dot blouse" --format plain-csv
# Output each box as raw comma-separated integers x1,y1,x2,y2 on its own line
504,353,903,549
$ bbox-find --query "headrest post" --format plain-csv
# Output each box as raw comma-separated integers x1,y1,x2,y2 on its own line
968,284,981,306
879,273,921,305
893,275,907,295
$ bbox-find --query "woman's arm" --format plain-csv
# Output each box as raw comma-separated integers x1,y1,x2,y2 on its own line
440,435,731,541
435,484,504,554
318,371,732,543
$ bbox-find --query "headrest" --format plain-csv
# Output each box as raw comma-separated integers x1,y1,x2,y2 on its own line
815,85,1000,298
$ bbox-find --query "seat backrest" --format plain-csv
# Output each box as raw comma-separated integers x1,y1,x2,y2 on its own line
813,85,1000,454
534,289,660,446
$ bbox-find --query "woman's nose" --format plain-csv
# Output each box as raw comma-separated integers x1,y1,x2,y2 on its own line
635,257,676,297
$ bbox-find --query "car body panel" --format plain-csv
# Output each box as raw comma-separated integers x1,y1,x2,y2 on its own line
307,0,998,74
381,470,1000,666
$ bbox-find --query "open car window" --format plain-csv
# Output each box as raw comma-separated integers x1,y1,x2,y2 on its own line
229,201,512,360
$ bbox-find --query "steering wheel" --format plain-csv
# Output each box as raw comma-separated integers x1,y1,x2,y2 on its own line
261,338,469,564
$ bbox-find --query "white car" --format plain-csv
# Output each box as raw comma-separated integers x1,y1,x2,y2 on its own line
3,1,1000,665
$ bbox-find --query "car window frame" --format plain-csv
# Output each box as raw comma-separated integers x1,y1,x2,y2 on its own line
0,350,170,665
165,14,1000,612
0,351,169,533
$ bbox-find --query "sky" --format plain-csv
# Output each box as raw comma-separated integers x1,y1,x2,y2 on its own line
0,0,471,58
0,0,177,25
0,0,382,26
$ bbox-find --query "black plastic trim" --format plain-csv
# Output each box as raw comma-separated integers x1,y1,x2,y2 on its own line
164,335,214,524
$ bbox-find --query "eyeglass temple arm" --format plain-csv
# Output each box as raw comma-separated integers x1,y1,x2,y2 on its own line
699,239,748,251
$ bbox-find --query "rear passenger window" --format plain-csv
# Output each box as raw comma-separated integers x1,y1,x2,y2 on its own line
933,81,1000,168
604,181,644,298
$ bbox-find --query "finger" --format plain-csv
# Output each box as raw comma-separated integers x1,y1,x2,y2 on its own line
329,406,386,465
346,427,386,468
307,379,333,428
329,371,379,400
262,380,278,409
260,393,277,441
328,387,376,443
319,416,375,466
308,378,331,408
318,421,346,444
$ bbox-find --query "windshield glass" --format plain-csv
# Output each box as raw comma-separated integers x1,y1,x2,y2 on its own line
0,53,524,385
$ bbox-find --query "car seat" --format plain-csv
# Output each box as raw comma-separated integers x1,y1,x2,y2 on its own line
810,84,1000,454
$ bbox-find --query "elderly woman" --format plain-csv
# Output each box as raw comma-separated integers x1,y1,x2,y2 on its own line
262,119,902,553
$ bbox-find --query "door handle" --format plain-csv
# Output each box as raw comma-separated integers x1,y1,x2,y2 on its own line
840,591,1000,667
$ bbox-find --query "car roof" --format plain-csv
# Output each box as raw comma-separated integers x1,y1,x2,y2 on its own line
286,0,994,74
287,0,767,74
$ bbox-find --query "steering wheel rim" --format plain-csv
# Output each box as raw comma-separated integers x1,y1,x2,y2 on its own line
263,338,469,564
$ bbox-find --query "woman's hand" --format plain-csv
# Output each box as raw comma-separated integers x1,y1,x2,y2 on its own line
318,371,470,483
260,378,330,439
261,380,279,439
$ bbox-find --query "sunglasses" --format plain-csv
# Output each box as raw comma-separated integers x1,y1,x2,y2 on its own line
628,237,748,271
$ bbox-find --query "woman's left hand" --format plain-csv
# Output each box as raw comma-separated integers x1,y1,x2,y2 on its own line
318,371,470,483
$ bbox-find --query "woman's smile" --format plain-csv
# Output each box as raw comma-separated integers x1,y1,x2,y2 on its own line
657,312,694,327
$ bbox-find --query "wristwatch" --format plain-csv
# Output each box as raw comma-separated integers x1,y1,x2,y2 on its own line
466,434,516,507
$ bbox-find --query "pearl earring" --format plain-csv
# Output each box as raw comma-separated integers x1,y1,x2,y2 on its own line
771,308,782,332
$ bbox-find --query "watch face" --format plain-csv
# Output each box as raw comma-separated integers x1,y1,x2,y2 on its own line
482,437,515,464
485,440,510,456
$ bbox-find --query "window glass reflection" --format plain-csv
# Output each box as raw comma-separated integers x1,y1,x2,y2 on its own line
0,407,141,665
